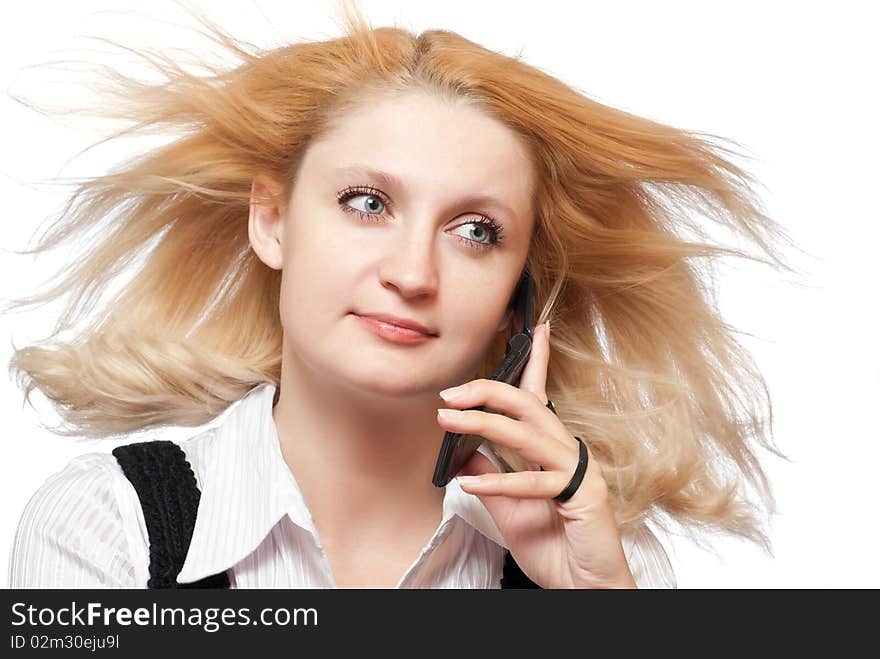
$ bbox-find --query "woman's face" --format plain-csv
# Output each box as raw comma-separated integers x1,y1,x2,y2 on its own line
262,91,536,402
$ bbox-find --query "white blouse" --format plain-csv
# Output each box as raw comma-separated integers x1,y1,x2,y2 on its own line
8,383,677,589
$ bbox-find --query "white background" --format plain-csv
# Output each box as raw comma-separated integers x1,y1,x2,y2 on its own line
1,0,877,588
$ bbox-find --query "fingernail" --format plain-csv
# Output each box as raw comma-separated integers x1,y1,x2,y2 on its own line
439,384,467,402
437,408,464,420
456,475,481,486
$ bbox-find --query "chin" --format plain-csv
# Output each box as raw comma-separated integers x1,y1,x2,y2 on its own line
342,363,438,399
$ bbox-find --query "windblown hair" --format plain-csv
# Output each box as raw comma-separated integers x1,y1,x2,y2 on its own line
4,0,801,551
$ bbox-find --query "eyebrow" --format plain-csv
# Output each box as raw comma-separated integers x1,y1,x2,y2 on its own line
333,164,519,222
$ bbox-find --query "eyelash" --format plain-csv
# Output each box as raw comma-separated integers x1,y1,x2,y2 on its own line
335,185,505,252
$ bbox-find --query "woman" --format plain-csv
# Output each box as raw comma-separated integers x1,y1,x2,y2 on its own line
5,1,795,588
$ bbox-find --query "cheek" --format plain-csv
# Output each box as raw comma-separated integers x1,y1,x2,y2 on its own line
283,210,357,291
279,260,352,323
450,296,510,357
457,277,512,329
277,233,358,338
286,204,351,256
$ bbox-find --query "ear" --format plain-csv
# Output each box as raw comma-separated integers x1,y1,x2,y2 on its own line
248,178,285,270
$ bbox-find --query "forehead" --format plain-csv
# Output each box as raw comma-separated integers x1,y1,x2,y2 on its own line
306,92,536,215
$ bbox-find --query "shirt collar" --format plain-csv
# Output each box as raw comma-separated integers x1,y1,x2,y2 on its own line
176,382,507,584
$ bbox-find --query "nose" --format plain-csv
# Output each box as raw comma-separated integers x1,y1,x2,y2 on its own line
377,223,440,299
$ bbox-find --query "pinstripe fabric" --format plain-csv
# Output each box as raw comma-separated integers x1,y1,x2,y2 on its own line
9,383,676,589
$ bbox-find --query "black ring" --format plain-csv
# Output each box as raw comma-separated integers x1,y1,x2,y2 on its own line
554,437,588,502
538,436,589,502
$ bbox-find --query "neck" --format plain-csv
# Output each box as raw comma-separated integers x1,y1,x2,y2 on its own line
271,342,449,545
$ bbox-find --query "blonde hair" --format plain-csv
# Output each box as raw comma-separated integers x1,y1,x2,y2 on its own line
3,0,803,552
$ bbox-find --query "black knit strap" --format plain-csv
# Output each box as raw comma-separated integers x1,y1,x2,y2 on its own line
500,550,542,589
114,438,532,589
112,440,230,589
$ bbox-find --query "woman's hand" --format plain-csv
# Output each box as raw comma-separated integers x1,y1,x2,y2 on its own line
437,322,637,589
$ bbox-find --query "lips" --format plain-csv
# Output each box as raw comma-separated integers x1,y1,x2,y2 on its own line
354,312,437,336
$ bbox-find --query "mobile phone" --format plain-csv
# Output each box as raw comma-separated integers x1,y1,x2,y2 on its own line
432,265,536,487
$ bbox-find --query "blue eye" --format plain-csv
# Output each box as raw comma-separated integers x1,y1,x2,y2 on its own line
341,189,387,216
450,221,497,248
336,185,505,252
